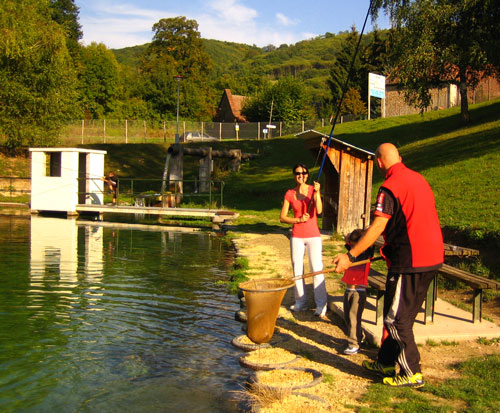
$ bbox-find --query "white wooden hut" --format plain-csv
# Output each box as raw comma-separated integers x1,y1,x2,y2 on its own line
30,148,107,214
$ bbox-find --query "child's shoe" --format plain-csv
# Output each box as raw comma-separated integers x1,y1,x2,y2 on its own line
343,345,360,355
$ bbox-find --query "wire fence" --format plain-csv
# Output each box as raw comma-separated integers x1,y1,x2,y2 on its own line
0,176,225,209
59,118,359,145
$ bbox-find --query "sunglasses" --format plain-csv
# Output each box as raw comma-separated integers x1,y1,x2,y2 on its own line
294,171,308,176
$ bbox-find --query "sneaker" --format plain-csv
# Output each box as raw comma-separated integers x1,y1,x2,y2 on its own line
362,360,396,377
290,304,306,312
383,373,424,388
343,345,360,355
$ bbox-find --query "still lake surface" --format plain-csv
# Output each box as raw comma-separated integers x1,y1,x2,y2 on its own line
0,215,246,412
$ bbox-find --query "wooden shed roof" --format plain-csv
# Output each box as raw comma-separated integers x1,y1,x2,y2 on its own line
296,129,375,160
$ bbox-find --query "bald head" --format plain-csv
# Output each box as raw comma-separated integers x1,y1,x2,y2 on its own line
375,143,402,173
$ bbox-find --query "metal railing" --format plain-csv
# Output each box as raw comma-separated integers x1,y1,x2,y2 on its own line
0,177,31,201
84,178,225,209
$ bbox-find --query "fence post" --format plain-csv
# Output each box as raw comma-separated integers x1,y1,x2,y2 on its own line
183,121,186,136
201,121,204,136
144,120,147,142
103,119,106,143
301,120,304,132
258,122,260,139
219,122,222,141
81,120,84,144
125,119,128,144
279,122,282,137
163,120,166,143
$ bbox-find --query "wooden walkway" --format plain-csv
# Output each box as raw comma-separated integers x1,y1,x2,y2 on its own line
75,204,239,230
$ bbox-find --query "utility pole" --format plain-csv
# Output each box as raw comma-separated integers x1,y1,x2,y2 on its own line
174,75,184,144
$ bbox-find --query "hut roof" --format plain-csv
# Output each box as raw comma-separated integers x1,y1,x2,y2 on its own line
296,130,375,160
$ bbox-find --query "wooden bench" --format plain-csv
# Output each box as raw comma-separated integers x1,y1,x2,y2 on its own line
366,264,500,325
367,269,386,325
367,268,434,326
435,264,500,323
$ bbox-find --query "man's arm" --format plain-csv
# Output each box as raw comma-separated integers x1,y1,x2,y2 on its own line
333,216,389,273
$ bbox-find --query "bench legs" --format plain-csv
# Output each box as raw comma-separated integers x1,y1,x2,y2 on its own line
424,275,437,325
473,289,482,323
375,291,384,325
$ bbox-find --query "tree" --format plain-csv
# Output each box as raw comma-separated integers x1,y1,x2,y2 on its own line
79,43,120,118
140,16,214,119
372,0,500,122
49,0,82,56
242,76,314,122
327,27,365,115
340,88,367,118
0,0,79,148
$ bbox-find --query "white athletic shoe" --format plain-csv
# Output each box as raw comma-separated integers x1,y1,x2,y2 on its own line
343,345,360,355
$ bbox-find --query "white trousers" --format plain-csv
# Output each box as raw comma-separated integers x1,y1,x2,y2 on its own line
290,236,327,315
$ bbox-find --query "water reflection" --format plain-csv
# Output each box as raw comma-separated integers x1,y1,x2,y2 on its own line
0,216,244,412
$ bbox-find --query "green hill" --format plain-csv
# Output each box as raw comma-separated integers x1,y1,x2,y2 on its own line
110,31,362,101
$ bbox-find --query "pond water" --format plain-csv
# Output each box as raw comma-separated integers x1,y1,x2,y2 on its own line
0,216,246,412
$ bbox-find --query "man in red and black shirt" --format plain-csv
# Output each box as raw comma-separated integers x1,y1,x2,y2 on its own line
333,143,444,388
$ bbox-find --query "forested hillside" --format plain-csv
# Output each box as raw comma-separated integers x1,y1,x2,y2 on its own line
2,1,498,149
112,30,377,116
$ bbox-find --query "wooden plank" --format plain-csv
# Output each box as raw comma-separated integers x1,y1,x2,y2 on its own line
368,269,386,290
440,264,499,289
76,204,218,218
353,156,362,230
363,158,373,229
444,244,480,256
337,150,350,234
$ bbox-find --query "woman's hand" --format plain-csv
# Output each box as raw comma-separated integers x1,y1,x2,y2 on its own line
299,212,310,223
313,181,321,193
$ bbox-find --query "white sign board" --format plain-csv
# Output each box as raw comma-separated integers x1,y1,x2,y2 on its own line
369,73,386,99
266,124,276,129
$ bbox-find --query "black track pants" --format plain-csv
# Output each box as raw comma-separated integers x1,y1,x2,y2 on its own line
377,270,437,376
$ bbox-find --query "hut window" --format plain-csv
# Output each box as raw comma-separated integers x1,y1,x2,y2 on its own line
46,152,61,177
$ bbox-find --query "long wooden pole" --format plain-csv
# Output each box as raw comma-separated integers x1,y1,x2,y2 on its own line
291,256,383,281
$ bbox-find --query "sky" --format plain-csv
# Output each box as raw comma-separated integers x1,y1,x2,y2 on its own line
75,0,391,50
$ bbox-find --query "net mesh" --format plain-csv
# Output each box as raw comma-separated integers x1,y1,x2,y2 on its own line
239,278,294,344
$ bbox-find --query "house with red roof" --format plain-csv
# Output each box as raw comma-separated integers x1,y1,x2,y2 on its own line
215,89,248,123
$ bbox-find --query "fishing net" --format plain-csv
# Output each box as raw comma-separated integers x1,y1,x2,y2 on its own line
239,278,295,344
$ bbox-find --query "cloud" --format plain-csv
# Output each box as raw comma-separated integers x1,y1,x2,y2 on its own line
197,1,303,46
208,0,258,24
276,13,298,27
78,1,175,48
77,0,308,49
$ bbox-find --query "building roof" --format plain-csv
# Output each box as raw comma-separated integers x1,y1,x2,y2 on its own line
29,147,107,154
220,89,247,122
296,129,375,159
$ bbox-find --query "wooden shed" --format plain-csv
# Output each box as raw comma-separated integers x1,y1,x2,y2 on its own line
297,130,375,235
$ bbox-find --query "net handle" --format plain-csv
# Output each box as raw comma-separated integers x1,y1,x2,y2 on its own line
291,256,383,281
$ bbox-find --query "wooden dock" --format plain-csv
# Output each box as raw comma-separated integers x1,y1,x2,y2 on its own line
74,204,239,230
